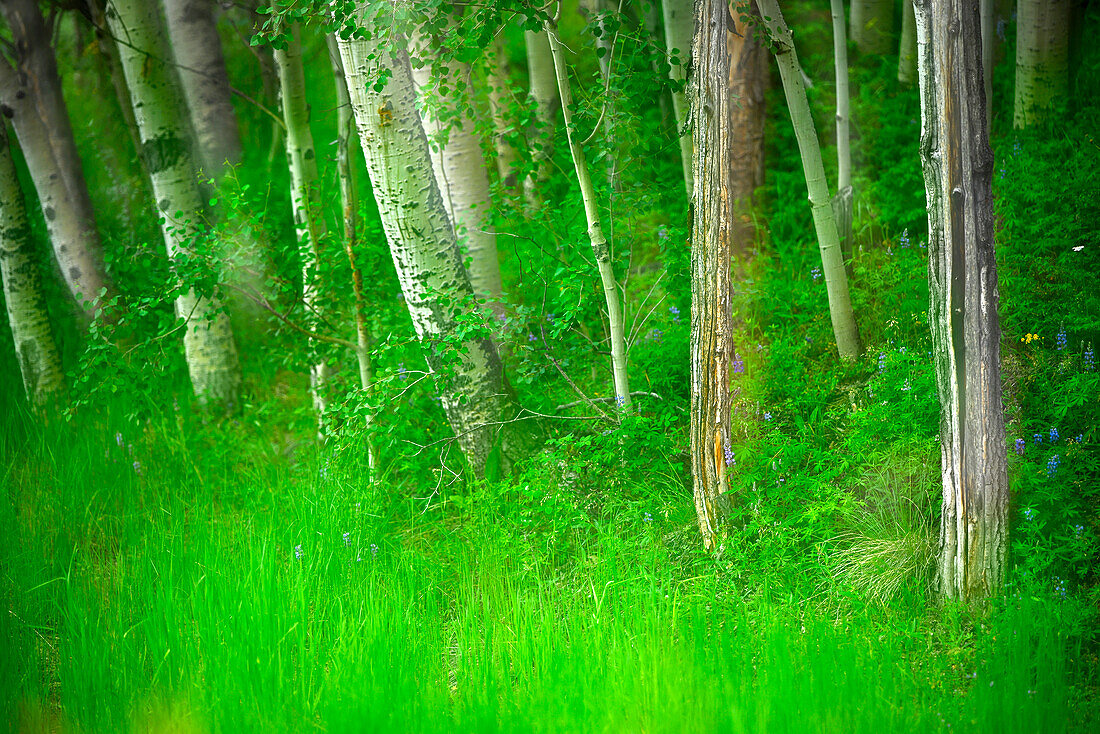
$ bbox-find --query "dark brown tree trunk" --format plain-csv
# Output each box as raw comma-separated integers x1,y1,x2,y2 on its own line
727,1,768,262
914,0,1009,601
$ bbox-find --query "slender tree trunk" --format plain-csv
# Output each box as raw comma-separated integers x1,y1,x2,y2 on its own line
0,0,115,316
662,0,694,199
981,0,993,133
899,0,918,85
850,0,895,55
727,0,768,263
831,0,854,276
1014,0,1070,128
546,11,631,411
524,28,560,208
641,1,672,123
161,0,242,175
275,23,330,424
409,30,504,306
0,124,64,406
758,0,862,361
914,0,1008,602
86,1,145,164
106,0,242,406
578,0,621,192
688,0,753,549
337,10,528,476
327,35,377,476
487,35,521,190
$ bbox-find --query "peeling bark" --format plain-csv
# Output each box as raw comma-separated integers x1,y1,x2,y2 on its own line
914,0,1008,601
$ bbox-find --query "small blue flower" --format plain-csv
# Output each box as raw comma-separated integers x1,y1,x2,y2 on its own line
643,512,653,523
294,544,303,560
811,266,822,282
723,441,735,467
1074,524,1084,538
1053,576,1066,599
900,229,910,248
878,353,886,373
669,305,680,324
1084,345,1095,371
1047,454,1061,477
115,432,125,447
1050,427,1059,443
528,333,537,342
1014,438,1025,455
370,543,379,559
1023,508,1035,521
1056,327,1067,351
615,395,626,408
343,532,351,547
732,353,744,374
763,412,772,421
132,461,143,476
398,363,407,380
1034,433,1043,445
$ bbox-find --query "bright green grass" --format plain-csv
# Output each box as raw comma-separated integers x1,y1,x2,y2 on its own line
0,406,1087,733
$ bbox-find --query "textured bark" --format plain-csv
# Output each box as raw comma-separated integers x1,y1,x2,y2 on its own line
546,14,631,411
758,0,862,361
850,0,895,55
275,24,330,423
337,11,525,476
107,0,242,406
0,0,114,315
662,0,695,199
0,124,64,405
980,0,993,133
727,1,768,262
524,28,559,207
327,35,377,475
914,0,1008,601
161,0,242,175
688,0,748,549
1014,0,1070,128
409,29,504,304
899,0,918,84
831,0,854,274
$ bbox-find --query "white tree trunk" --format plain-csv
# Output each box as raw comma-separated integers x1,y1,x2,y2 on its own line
545,15,631,411
1014,0,1070,128
914,0,1008,601
107,0,242,406
409,31,504,304
662,0,694,200
899,0,918,84
524,28,559,207
487,35,521,190
831,0,854,270
578,0,621,192
337,11,522,475
758,0,862,361
0,0,115,317
0,124,64,406
161,0,242,175
850,0,895,55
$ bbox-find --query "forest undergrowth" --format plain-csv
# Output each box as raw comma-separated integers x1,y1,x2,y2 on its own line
2,4,1099,732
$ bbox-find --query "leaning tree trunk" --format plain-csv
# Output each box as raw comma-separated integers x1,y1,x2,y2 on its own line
831,0,854,275
662,0,694,200
914,0,1008,602
337,9,528,476
275,23,330,424
106,0,242,406
689,0,763,550
758,0,862,361
0,0,115,316
899,0,918,85
1014,0,1070,129
850,0,895,55
326,35,378,477
409,29,504,307
0,124,64,406
161,0,242,175
545,11,631,412
523,27,560,208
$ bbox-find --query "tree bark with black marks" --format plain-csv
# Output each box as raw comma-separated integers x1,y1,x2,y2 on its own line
914,0,1008,601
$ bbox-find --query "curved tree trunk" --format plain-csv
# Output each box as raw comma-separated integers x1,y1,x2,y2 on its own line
1014,0,1070,128
662,0,694,199
523,28,559,208
758,0,862,361
275,23,330,424
0,124,64,406
107,0,242,406
545,13,631,412
337,11,527,476
161,0,242,175
0,0,115,316
914,0,1008,601
850,0,895,55
409,30,504,306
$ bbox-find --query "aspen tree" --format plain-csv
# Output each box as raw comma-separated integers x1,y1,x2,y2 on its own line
831,0,854,272
661,0,694,199
758,0,862,361
1014,0,1070,128
275,23,330,422
0,0,115,317
0,124,64,406
914,0,1009,601
899,0,917,85
337,7,527,475
545,4,631,411
106,0,242,405
850,0,894,55
487,35,521,190
524,28,560,207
